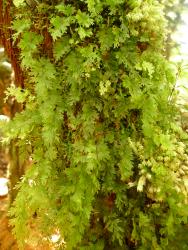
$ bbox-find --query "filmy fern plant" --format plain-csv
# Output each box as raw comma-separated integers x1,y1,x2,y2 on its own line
3,0,188,249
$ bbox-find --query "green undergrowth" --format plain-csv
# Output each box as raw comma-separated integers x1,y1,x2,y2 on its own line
1,0,188,249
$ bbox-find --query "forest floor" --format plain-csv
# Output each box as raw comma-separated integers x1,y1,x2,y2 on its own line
0,184,50,249
0,215,19,250
0,147,56,250
0,184,50,250
0,150,39,250
0,158,19,250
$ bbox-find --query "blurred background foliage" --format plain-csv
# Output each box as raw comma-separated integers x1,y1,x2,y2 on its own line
163,0,188,58
163,1,188,248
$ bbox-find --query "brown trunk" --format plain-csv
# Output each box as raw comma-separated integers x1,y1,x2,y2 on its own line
0,0,24,88
0,0,25,203
8,141,26,204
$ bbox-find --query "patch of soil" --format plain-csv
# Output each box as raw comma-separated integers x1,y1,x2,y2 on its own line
0,155,52,249
0,196,51,250
0,216,18,250
0,215,52,250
